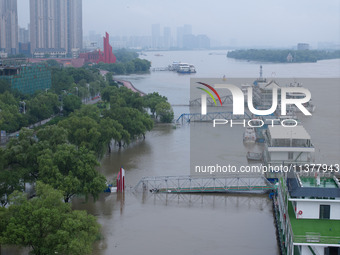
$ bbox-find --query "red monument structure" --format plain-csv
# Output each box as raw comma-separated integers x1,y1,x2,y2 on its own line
97,32,116,64
116,167,125,192
79,32,116,64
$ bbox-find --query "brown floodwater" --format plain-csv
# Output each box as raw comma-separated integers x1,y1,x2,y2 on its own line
2,52,339,255
71,124,280,255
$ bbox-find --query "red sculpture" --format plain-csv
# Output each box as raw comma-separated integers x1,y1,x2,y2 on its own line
97,32,116,64
116,167,125,192
79,32,116,64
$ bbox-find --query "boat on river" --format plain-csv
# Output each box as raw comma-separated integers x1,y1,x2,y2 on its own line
246,152,263,161
243,127,256,143
169,62,196,73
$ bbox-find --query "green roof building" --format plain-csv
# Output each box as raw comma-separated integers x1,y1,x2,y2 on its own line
0,59,51,94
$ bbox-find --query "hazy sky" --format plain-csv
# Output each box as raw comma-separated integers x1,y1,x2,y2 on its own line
17,0,340,47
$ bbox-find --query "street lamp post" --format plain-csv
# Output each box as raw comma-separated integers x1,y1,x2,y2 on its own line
86,84,90,102
20,101,26,114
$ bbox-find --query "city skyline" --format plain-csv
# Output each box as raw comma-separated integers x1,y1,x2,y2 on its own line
17,0,340,48
29,0,82,54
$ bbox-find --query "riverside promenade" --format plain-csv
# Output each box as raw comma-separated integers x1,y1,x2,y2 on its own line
114,79,146,96
99,70,146,96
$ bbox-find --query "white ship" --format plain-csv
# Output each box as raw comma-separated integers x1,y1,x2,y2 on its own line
169,62,196,73
243,127,256,143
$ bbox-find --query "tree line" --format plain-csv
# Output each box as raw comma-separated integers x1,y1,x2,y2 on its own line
227,49,340,63
96,48,151,75
96,58,151,75
0,52,173,254
0,65,105,133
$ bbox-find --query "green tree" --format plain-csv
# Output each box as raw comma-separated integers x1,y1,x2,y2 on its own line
0,168,24,206
99,117,130,152
105,107,153,141
0,146,25,206
155,101,174,123
72,104,101,122
62,94,82,116
0,182,100,255
125,61,135,73
45,59,60,68
0,79,11,93
101,86,118,102
132,58,151,72
3,128,40,181
113,48,138,62
105,72,118,87
0,91,28,132
144,92,168,116
89,80,102,96
37,144,106,202
27,92,60,123
66,68,95,84
58,115,102,153
102,86,144,112
51,68,74,94
36,125,68,151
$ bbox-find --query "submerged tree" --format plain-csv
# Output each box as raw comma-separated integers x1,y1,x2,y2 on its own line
155,101,174,123
37,144,106,203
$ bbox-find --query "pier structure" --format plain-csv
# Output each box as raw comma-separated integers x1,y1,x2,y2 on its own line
134,174,274,194
176,111,252,123
134,191,272,211
189,95,234,106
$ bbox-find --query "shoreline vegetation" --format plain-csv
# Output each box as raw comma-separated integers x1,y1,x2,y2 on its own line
227,49,340,63
0,50,173,254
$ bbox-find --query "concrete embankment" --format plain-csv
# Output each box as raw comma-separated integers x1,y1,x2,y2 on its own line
114,79,146,96
99,70,146,96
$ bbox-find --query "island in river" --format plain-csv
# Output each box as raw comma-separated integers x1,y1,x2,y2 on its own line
227,49,340,63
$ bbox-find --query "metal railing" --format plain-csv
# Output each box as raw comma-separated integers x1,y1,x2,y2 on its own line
134,174,274,194
176,111,252,123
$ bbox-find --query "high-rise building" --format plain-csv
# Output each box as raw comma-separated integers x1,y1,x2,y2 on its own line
176,24,192,48
197,34,210,49
19,26,30,43
29,0,82,55
163,26,171,49
183,24,192,35
0,0,18,55
297,43,310,50
151,24,160,48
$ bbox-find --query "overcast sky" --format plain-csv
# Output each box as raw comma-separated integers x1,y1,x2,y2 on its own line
17,0,340,47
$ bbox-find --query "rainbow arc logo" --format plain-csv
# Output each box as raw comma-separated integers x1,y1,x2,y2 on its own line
196,82,222,106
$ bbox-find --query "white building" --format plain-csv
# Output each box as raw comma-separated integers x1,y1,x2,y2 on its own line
276,171,340,255
264,126,315,166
